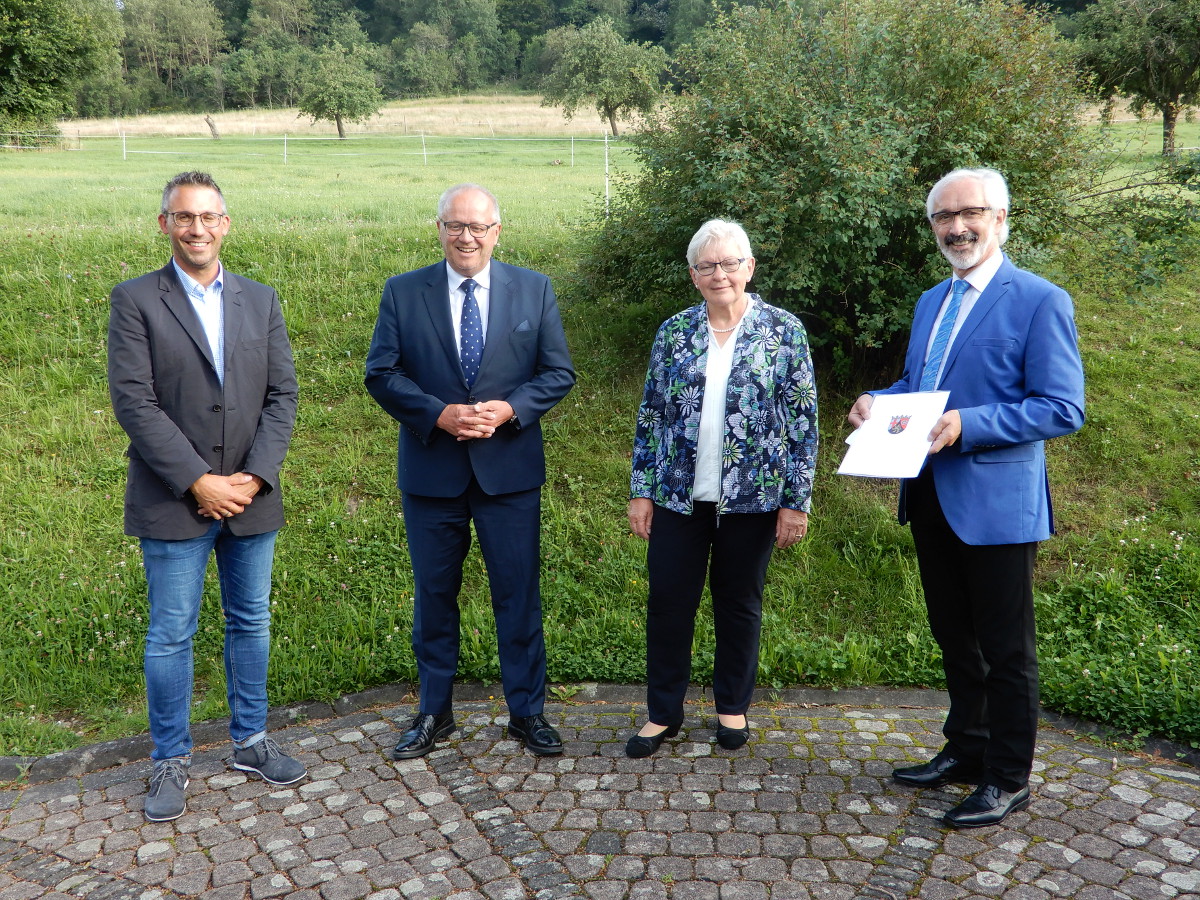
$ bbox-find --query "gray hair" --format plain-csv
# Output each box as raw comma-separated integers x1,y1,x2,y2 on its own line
438,183,501,222
161,171,226,215
926,167,1010,245
686,219,754,266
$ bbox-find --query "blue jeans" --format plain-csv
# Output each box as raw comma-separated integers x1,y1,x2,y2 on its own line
140,522,277,761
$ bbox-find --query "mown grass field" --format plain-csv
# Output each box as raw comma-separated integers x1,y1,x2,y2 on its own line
1,102,1197,758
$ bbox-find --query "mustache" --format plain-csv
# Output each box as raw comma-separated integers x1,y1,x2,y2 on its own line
943,232,979,248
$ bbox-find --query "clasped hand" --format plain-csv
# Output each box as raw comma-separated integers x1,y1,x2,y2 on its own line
191,472,263,520
438,400,514,441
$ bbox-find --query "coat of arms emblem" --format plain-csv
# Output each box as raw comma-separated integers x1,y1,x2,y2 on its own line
888,415,911,435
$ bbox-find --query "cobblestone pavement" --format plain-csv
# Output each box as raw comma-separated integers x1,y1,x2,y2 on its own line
1,689,1198,900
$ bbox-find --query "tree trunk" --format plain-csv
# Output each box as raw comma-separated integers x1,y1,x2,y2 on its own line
607,108,620,138
1162,100,1180,156
204,115,220,140
336,113,346,140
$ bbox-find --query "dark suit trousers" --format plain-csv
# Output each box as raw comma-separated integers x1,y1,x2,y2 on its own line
644,502,776,725
402,478,546,718
906,467,1039,792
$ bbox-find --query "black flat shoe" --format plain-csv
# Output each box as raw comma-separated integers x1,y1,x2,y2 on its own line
393,711,456,759
625,722,681,758
508,713,564,756
893,750,984,788
715,722,749,750
943,783,1031,829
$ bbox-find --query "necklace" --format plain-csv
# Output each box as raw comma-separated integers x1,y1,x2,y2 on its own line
708,296,749,334
709,324,737,333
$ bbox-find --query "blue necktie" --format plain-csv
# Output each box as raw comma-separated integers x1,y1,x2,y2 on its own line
919,279,968,391
459,278,483,387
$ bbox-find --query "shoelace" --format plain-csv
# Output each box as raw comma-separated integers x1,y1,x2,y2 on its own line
254,736,283,759
149,759,188,792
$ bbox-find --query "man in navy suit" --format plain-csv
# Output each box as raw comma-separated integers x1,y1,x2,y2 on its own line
848,168,1085,828
365,184,576,758
109,172,306,822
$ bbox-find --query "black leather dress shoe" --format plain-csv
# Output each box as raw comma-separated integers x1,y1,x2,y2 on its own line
508,714,564,756
715,722,749,750
893,751,984,788
943,783,1031,829
625,722,682,758
392,711,456,759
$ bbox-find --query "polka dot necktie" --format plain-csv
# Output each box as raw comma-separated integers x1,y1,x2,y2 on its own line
919,278,968,391
459,278,483,387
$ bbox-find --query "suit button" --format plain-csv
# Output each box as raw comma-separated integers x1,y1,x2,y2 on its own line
212,445,223,452
212,404,222,412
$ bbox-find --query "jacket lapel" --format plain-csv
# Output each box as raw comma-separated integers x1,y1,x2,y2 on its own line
222,271,244,376
419,263,462,381
478,262,511,377
940,256,1014,382
158,264,217,373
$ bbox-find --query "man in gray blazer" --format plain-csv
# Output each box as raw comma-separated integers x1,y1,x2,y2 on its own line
108,172,305,822
365,184,575,759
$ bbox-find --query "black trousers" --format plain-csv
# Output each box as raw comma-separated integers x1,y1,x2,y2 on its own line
644,502,777,725
906,467,1039,792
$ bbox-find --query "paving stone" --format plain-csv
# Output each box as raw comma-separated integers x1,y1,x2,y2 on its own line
0,696,1197,900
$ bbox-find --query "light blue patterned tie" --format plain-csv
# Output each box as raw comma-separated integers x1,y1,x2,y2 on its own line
459,278,483,387
919,279,968,391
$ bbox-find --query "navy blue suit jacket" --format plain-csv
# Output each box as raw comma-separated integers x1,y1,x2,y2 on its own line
876,255,1085,545
364,260,576,497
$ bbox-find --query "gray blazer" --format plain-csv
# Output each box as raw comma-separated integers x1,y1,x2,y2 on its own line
108,262,298,540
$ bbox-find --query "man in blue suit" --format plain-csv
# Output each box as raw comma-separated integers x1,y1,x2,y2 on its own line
848,168,1085,828
365,184,576,758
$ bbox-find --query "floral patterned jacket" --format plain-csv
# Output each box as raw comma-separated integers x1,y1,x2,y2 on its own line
630,295,818,515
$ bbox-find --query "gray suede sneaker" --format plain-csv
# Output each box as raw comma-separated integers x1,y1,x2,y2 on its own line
231,736,307,785
144,758,190,822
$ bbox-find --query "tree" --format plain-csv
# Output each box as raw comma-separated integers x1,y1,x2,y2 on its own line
1073,0,1200,155
121,0,227,100
539,16,666,136
578,0,1098,373
298,42,381,137
0,0,122,127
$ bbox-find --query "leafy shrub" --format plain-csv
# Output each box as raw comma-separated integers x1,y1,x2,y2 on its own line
579,0,1096,375
1038,529,1200,746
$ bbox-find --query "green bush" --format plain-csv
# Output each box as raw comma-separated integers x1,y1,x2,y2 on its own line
1038,525,1200,746
580,0,1096,375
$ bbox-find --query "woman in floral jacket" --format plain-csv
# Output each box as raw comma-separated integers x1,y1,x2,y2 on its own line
625,219,818,758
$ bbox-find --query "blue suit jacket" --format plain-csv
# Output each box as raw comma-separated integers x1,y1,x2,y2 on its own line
364,260,576,497
876,255,1085,545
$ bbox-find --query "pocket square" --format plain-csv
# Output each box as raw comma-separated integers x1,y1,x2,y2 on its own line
514,320,531,332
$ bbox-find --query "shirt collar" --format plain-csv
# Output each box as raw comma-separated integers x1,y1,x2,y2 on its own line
958,250,1004,296
172,258,223,296
447,261,492,295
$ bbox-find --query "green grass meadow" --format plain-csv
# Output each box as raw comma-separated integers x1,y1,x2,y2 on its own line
1,125,1198,758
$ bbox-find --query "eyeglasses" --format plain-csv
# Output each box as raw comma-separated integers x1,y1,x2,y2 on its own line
166,211,226,228
440,221,498,237
929,207,993,227
691,257,746,276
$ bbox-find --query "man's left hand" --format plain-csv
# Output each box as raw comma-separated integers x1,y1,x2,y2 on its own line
928,410,961,454
458,400,514,441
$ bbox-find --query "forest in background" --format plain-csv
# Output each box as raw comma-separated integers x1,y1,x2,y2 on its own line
3,0,1091,125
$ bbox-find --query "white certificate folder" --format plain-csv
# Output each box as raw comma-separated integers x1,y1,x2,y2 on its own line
837,392,950,479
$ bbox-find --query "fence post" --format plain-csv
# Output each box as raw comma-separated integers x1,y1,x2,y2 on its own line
283,133,288,164
422,133,427,165
604,132,610,217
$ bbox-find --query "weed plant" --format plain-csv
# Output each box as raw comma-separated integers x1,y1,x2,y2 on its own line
0,126,1197,756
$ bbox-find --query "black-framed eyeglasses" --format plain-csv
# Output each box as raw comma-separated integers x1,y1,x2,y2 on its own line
166,211,226,228
691,257,746,276
440,221,498,237
929,206,993,227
